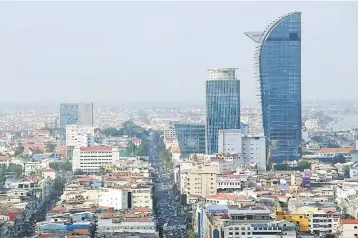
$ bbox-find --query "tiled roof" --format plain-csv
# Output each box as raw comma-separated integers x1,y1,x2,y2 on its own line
80,146,112,152
319,148,355,153
0,156,11,162
341,219,358,224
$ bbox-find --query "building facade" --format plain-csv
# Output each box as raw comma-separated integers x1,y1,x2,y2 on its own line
187,165,217,198
206,68,240,154
245,12,302,163
72,146,119,173
175,123,206,158
60,103,93,144
65,125,95,148
218,129,242,154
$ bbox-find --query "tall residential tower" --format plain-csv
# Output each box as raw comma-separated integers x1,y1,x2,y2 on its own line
60,103,94,144
205,68,240,154
245,12,302,163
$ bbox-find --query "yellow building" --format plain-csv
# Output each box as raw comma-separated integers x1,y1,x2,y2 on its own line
275,207,309,232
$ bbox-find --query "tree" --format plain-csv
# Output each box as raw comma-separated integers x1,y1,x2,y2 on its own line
188,230,198,238
323,234,335,238
59,160,72,171
344,165,350,177
135,141,149,156
332,154,346,164
274,163,289,171
49,162,60,171
296,161,310,171
74,169,84,175
53,177,65,192
302,150,314,155
45,142,56,153
14,146,24,157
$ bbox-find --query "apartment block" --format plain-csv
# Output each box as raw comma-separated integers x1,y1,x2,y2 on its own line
187,165,217,198
72,146,119,173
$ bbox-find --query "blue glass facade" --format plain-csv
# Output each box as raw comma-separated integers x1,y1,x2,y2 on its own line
246,12,302,163
174,123,205,158
206,68,240,154
60,103,93,144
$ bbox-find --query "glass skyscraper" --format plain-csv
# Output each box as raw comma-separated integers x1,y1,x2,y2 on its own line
205,68,240,154
60,103,93,144
245,12,302,163
175,123,206,159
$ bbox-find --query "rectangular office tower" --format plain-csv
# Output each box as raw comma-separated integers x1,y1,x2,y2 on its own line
245,12,302,163
60,103,93,144
174,123,206,159
205,68,240,154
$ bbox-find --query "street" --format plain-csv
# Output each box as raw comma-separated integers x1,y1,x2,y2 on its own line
149,133,188,238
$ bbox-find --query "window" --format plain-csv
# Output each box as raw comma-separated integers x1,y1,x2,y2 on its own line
355,226,358,229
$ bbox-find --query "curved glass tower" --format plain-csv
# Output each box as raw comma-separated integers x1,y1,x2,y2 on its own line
245,12,302,163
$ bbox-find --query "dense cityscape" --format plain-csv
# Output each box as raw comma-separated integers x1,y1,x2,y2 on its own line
0,3,357,238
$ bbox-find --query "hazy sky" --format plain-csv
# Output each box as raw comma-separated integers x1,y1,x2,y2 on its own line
0,1,357,105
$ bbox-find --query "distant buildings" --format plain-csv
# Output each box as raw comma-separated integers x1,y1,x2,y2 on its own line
60,103,93,144
72,146,119,173
175,123,206,158
246,12,302,163
206,68,240,154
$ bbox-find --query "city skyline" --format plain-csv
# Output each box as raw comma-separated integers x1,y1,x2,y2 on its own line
0,2,356,103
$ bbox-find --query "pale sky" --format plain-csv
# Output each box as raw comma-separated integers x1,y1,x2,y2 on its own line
0,1,356,106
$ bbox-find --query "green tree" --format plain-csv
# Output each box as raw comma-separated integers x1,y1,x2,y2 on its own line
296,161,310,171
49,162,60,171
135,141,149,156
59,160,72,171
14,146,24,157
74,169,84,175
274,163,289,171
53,177,65,192
344,165,350,177
188,230,198,238
323,234,335,238
332,154,346,164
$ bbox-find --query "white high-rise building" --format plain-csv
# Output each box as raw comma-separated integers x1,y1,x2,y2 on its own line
218,129,242,154
217,130,266,170
72,146,119,173
66,125,95,148
242,135,266,170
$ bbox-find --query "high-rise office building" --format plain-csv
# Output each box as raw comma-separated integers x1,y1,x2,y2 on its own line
174,123,206,159
60,103,93,144
205,68,240,154
245,12,302,163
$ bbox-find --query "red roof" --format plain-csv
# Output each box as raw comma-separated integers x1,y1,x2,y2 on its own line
341,219,358,224
0,156,11,162
42,167,55,172
78,177,96,182
80,146,112,152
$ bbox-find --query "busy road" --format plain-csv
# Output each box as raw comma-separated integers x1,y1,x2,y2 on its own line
149,133,188,238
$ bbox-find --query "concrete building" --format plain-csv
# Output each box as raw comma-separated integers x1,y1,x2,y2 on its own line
187,165,217,198
305,119,319,131
218,129,242,154
98,185,152,210
65,125,95,147
60,103,93,144
339,219,358,238
72,146,120,173
217,130,266,170
242,135,266,171
163,123,177,141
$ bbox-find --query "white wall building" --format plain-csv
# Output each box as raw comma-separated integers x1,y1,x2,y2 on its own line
24,161,42,176
98,188,129,210
242,135,266,171
218,130,266,170
72,146,120,173
339,219,358,238
163,123,177,140
66,124,95,147
305,119,319,131
218,129,242,154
